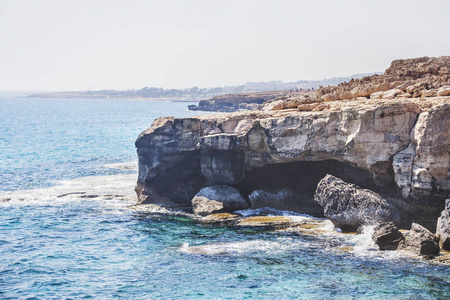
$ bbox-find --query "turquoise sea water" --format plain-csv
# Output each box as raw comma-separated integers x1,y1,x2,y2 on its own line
1,97,449,299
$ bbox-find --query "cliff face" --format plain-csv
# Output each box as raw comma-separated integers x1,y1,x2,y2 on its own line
135,57,450,230
136,96,449,229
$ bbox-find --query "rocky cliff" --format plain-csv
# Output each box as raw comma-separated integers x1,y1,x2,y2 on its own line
188,90,303,112
135,57,450,231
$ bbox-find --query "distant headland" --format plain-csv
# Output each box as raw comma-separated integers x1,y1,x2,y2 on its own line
25,73,379,101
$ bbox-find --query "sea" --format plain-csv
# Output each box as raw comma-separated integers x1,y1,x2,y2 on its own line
0,96,449,299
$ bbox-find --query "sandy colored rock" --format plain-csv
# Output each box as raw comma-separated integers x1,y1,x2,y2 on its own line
316,56,450,102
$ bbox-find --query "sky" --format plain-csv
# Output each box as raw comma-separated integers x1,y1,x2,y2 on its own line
0,0,449,91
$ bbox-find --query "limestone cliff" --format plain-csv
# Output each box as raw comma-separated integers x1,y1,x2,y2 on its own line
188,90,301,112
135,57,450,230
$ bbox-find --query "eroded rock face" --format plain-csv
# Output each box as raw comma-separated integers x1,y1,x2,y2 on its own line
313,175,399,232
436,198,450,250
191,185,248,216
372,222,405,250
136,97,449,228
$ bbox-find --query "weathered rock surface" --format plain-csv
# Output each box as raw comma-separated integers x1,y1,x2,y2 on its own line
401,223,440,257
314,175,399,232
136,57,450,230
436,198,450,250
372,222,405,250
315,56,450,102
191,185,248,216
188,91,293,112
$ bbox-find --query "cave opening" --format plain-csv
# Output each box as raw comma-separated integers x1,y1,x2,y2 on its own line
236,160,382,217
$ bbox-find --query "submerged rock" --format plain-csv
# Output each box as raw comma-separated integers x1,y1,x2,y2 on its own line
191,185,249,216
436,198,450,250
401,223,440,257
372,222,405,250
314,175,399,232
237,216,292,228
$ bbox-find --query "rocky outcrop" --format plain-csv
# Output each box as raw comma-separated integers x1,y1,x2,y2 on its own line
314,175,399,232
191,185,248,216
188,91,296,112
136,57,450,231
401,223,440,257
315,56,450,102
136,97,449,229
372,222,405,250
436,198,450,250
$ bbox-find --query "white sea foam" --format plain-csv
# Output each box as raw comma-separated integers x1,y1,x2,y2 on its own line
235,207,318,218
180,238,301,256
0,174,138,207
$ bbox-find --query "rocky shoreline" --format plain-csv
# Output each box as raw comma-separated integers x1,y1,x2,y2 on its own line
134,56,450,259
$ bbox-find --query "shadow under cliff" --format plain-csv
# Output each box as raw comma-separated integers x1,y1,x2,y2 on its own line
235,160,390,218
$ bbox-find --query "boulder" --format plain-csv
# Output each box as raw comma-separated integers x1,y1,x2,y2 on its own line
372,222,405,250
402,223,440,256
421,89,437,97
436,198,450,250
248,188,294,210
314,175,399,232
191,185,249,216
437,86,450,96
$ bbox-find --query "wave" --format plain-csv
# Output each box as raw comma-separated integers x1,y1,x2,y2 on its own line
0,173,138,207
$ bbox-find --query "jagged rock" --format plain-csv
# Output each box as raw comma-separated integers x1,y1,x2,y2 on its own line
372,222,405,250
248,188,294,210
314,175,399,232
436,198,450,250
437,86,450,96
421,89,437,97
371,88,402,99
401,223,440,256
191,185,249,216
298,103,320,111
316,56,450,102
191,91,294,112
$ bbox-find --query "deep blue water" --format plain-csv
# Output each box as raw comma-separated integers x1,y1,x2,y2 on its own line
1,97,449,299
0,97,206,191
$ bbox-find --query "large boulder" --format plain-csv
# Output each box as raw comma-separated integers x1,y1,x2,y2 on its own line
314,175,399,232
401,223,440,257
191,185,249,216
436,198,450,250
372,222,405,250
248,188,294,210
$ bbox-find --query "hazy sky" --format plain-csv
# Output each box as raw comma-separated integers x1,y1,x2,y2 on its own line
1,0,449,91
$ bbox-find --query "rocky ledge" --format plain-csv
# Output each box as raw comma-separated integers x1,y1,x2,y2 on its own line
188,90,303,112
135,56,449,252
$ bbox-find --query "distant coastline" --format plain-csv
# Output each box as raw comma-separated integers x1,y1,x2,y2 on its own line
24,73,380,101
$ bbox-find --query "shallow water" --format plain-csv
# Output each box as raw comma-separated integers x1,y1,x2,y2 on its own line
1,97,449,299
